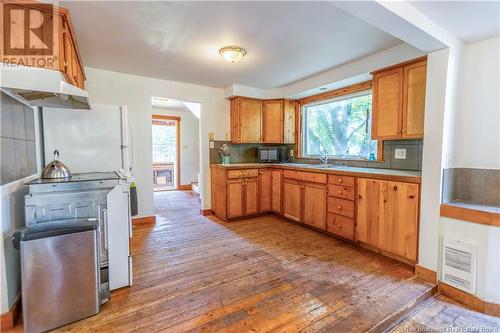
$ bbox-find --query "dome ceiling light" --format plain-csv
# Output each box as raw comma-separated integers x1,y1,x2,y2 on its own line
219,46,247,63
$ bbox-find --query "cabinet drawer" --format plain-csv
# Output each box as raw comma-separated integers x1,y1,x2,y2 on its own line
227,169,259,179
328,175,355,187
327,213,355,241
328,185,355,200
283,170,327,184
328,197,355,218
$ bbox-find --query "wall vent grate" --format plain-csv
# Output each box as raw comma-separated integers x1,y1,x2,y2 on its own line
441,238,476,294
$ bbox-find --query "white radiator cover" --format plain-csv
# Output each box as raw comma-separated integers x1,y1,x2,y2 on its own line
441,237,477,294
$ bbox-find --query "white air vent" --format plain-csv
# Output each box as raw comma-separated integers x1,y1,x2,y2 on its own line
441,238,476,294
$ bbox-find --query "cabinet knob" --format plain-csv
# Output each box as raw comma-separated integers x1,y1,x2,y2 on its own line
409,195,415,199
402,129,406,134
338,190,342,195
358,195,362,199
393,186,398,191
337,224,342,229
338,178,343,183
337,205,342,210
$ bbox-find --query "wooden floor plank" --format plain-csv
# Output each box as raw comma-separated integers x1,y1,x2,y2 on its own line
7,191,495,333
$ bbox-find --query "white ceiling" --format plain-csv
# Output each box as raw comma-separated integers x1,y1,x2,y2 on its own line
61,1,402,89
409,1,500,43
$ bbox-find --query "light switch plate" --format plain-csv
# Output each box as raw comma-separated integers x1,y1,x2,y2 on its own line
209,141,215,148
395,148,407,159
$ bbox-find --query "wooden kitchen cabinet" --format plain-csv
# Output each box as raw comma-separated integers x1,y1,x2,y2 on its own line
262,100,283,143
244,177,259,216
229,97,262,143
271,169,282,214
230,97,296,144
357,178,419,262
283,172,327,230
283,179,302,222
227,177,258,218
258,169,272,213
372,57,426,140
1,1,86,89
303,182,327,230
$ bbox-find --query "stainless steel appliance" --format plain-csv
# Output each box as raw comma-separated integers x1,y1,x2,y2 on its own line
257,146,289,163
24,171,132,300
14,220,101,333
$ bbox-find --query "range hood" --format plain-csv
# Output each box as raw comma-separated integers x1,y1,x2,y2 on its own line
0,65,91,110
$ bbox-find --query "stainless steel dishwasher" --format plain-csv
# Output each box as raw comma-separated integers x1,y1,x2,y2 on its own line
13,219,102,333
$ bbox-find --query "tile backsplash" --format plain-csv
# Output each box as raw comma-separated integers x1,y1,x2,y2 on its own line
210,139,423,171
442,168,500,206
1,92,38,185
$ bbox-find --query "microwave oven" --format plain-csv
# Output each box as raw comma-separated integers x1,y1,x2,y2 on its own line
257,146,289,163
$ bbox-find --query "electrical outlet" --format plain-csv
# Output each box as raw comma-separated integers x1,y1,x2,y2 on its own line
209,141,215,149
290,149,294,157
395,148,407,159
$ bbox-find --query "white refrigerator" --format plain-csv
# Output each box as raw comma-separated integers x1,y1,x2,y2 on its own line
42,104,133,289
42,104,132,176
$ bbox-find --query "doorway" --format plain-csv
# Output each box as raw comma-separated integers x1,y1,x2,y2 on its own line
152,115,180,191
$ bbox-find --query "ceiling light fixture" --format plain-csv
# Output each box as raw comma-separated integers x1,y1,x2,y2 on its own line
219,46,247,63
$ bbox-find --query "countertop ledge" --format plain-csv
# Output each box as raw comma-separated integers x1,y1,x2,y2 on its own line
211,163,421,183
441,201,500,227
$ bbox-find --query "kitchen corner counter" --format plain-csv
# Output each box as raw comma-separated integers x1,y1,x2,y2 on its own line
211,163,421,183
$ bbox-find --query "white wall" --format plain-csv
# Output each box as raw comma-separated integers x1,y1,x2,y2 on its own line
452,36,500,169
152,108,200,186
83,67,228,215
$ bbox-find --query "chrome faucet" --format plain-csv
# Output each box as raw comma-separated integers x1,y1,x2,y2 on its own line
317,151,329,166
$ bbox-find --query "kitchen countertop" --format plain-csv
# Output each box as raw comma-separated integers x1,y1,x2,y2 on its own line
211,163,421,183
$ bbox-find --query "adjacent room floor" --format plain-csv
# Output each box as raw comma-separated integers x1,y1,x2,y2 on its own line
7,191,499,332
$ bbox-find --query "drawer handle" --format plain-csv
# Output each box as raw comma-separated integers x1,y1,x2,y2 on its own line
338,178,343,183
337,224,342,229
393,185,398,191
337,205,342,210
409,195,415,199
338,190,342,195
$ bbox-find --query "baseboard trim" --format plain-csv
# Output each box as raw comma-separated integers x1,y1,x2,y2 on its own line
200,209,213,216
438,282,500,317
132,215,157,225
179,184,192,191
1,295,21,331
415,264,437,284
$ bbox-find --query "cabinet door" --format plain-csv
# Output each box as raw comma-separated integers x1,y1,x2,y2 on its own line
227,179,244,218
379,181,419,261
303,182,327,230
372,67,403,140
258,169,272,213
244,178,259,216
230,99,241,143
271,170,282,214
403,60,426,139
283,100,296,144
240,98,262,143
356,178,381,247
283,179,302,222
262,100,283,143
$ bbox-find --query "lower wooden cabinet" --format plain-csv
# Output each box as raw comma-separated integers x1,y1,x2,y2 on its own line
258,169,272,213
271,170,282,214
357,178,419,262
283,178,327,230
303,182,327,230
283,179,302,222
327,214,355,241
227,178,258,218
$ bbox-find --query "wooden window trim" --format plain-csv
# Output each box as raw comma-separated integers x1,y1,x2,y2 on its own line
152,114,181,190
297,81,384,161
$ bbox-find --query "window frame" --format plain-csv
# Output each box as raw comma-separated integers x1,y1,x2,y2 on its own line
297,81,382,161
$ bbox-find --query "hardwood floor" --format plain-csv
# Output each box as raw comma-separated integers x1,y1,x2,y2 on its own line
391,295,500,332
6,191,497,332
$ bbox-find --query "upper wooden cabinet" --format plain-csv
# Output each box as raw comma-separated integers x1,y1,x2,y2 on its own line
230,97,262,143
372,58,427,140
1,1,86,89
230,97,296,144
